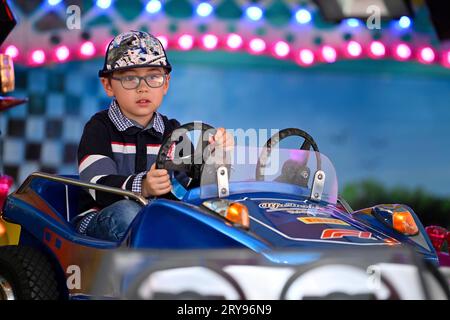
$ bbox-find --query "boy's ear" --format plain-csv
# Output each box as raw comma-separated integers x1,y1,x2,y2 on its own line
100,77,115,97
163,74,170,95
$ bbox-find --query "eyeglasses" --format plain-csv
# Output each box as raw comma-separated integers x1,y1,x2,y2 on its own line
110,74,166,90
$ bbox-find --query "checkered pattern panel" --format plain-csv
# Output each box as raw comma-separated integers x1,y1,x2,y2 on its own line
1,58,110,191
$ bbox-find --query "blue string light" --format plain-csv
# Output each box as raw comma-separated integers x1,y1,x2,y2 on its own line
295,9,312,24
96,0,112,9
246,6,263,21
48,0,62,5
197,2,213,17
398,16,412,29
345,18,360,28
146,0,162,14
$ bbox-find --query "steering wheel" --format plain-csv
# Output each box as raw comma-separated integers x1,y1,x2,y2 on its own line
155,122,217,190
255,128,321,182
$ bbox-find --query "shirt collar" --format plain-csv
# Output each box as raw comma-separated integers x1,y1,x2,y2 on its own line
108,99,165,134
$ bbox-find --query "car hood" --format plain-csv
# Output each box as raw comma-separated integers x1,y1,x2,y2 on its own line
239,197,399,247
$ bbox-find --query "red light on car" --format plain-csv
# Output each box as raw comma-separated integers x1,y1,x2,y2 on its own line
0,175,13,210
425,225,448,252
0,220,5,236
447,232,450,254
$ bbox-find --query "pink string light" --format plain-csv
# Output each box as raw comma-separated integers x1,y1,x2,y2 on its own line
249,38,266,54
320,45,337,63
273,41,290,58
156,35,168,50
202,34,218,50
418,47,435,64
393,43,412,60
55,45,70,62
226,34,243,50
345,41,362,58
178,34,194,50
298,49,315,66
369,41,386,58
442,50,450,68
31,49,46,64
80,41,96,57
5,45,19,59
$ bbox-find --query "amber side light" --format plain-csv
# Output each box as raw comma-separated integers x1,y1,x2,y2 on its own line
226,203,250,229
393,211,419,236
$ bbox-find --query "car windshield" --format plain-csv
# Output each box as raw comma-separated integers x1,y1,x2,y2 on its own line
199,146,338,204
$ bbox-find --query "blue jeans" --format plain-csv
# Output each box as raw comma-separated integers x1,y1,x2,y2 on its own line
85,199,143,242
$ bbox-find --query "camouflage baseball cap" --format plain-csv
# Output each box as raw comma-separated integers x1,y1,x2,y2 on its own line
98,30,172,77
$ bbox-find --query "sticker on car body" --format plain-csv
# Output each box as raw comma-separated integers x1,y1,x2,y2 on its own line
321,229,374,240
298,217,350,226
258,202,329,216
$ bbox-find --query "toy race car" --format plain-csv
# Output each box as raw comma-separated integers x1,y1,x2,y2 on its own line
0,123,447,300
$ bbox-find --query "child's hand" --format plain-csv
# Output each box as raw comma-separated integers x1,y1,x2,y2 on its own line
142,163,172,197
208,128,234,150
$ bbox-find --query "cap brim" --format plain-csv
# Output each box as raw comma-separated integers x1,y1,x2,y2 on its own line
98,64,172,77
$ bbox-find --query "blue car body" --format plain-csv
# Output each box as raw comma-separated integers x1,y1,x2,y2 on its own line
0,170,438,298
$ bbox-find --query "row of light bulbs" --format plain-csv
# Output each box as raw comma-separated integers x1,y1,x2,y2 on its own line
3,34,449,68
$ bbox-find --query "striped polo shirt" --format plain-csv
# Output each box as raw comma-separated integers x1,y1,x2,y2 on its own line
76,99,181,215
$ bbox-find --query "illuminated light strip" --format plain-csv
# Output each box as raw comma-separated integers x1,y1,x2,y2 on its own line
13,35,443,68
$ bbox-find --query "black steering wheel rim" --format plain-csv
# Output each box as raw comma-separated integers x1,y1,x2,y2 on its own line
256,128,321,181
156,121,217,183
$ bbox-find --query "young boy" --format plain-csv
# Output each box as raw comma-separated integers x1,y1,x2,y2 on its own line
75,31,232,241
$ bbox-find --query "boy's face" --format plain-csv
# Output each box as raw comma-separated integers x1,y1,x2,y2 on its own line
100,67,170,122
